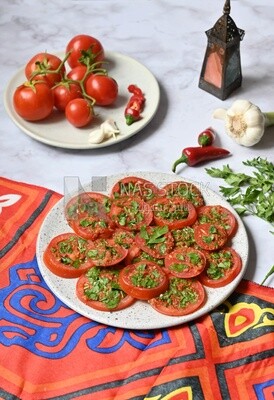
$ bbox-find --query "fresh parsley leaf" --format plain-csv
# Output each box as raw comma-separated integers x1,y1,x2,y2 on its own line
140,225,168,245
147,226,168,245
205,164,233,178
219,186,240,198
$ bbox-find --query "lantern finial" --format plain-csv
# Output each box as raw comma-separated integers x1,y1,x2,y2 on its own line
223,0,230,15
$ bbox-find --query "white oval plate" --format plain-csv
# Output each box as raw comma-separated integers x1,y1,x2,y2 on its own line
36,172,249,330
4,52,160,149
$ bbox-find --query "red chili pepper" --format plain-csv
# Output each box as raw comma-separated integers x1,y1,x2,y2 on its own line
128,84,144,97
172,146,230,172
125,85,145,125
198,127,215,147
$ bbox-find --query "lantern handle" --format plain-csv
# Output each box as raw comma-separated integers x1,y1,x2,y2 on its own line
223,0,230,15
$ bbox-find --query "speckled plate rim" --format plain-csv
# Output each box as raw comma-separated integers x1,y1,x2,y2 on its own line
36,172,249,330
4,51,160,149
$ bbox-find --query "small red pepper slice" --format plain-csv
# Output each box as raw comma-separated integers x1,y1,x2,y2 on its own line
172,146,230,172
125,85,145,125
128,84,144,97
198,127,215,147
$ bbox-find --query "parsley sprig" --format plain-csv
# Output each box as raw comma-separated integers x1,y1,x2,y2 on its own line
206,157,274,222
206,157,274,285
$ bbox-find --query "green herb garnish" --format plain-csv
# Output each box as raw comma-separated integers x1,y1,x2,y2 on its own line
140,225,168,245
84,267,123,309
206,157,274,221
206,157,274,284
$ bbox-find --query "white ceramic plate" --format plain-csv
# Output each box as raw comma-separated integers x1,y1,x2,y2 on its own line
4,52,160,149
36,172,249,330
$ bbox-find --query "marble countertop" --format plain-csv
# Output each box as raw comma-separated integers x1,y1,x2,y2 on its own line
1,0,273,286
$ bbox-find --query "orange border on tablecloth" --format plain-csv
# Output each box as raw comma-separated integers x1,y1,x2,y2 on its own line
239,279,274,302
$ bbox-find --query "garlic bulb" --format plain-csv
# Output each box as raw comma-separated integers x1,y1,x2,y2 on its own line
213,99,274,147
88,119,120,144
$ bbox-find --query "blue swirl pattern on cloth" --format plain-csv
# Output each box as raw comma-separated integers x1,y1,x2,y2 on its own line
0,258,170,358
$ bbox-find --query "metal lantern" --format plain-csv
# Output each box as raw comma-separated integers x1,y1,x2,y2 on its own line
199,0,245,100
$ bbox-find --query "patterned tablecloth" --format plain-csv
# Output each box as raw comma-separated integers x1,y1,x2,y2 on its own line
0,177,273,400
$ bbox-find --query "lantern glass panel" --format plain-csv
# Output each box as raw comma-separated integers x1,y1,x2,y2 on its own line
203,43,225,88
225,49,241,87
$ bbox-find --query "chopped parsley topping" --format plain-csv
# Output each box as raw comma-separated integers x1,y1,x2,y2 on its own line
129,263,161,288
140,225,168,245
53,236,88,269
140,226,169,255
154,202,189,221
158,278,198,308
117,200,144,228
172,227,195,247
202,225,218,243
84,267,124,309
206,251,233,280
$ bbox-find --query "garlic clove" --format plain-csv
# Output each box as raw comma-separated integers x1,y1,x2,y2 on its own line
88,119,120,144
88,129,105,144
212,108,227,120
229,99,252,114
100,119,119,135
226,109,236,118
240,126,264,146
244,108,265,127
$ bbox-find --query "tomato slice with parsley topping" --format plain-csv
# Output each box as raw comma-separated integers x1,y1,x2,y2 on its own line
65,192,115,240
161,181,205,207
199,247,242,287
152,197,197,230
110,196,153,231
86,238,128,266
110,176,159,202
193,223,228,251
76,266,135,311
119,261,169,300
197,205,238,238
165,247,206,278
43,233,94,278
149,277,206,316
135,225,174,259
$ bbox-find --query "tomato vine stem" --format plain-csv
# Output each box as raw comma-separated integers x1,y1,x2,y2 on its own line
28,51,111,107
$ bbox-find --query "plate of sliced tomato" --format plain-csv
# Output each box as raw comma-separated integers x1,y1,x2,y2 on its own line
4,51,160,149
36,172,249,330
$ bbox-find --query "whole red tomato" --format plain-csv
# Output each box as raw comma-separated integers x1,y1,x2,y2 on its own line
67,65,88,82
65,98,94,127
13,81,54,121
85,74,118,106
66,34,104,68
25,53,65,88
53,82,82,111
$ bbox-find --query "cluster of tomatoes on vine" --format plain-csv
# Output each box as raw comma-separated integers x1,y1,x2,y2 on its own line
13,34,119,128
